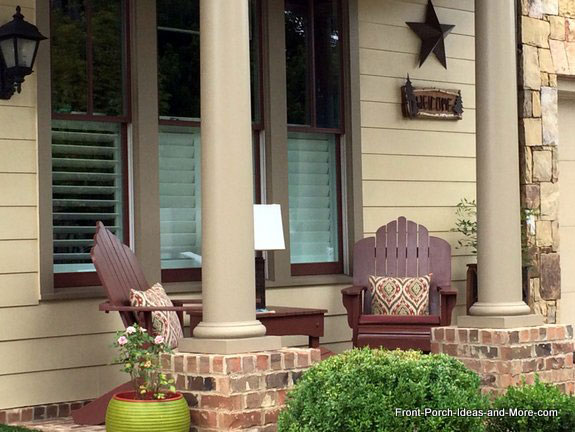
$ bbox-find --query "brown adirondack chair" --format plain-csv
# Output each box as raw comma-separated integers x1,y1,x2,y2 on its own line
72,221,201,425
341,217,457,351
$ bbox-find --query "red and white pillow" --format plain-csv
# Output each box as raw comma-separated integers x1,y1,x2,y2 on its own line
130,283,184,348
368,274,431,316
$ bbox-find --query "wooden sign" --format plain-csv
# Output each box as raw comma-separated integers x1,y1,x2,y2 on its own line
401,76,463,120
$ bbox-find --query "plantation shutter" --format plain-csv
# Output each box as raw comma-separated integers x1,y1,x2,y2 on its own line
52,120,124,273
159,126,202,269
288,132,339,263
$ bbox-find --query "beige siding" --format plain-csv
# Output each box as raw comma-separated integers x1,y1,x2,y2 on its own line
359,0,476,314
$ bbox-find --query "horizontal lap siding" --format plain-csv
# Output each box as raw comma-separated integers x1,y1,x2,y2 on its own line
358,0,476,319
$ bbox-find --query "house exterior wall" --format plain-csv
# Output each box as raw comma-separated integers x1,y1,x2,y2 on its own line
517,0,575,324
0,0,480,410
358,0,476,318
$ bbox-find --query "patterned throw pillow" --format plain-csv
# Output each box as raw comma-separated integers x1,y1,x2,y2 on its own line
368,275,431,316
130,283,184,348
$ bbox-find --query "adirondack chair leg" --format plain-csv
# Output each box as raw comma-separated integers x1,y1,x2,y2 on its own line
71,380,135,425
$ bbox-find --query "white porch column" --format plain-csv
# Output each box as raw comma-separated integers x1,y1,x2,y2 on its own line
179,0,280,353
459,0,541,328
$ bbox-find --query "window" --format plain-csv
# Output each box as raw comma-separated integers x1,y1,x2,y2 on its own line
157,0,262,282
50,0,130,287
285,0,343,275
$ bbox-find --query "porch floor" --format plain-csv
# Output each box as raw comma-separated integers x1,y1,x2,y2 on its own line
13,418,105,431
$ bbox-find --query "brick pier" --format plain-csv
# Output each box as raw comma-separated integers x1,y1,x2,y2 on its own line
432,324,575,395
161,348,320,431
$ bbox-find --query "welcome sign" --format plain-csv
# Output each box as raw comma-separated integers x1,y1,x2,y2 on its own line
401,76,463,120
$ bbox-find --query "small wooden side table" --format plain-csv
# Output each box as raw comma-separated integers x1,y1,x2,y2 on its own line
187,306,327,348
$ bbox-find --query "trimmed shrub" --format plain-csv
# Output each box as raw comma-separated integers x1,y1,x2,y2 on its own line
0,426,36,431
278,348,488,432
487,378,575,432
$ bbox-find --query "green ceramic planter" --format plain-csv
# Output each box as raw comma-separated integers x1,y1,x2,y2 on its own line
106,392,190,432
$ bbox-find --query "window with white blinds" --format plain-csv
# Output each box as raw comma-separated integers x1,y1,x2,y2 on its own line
52,120,124,273
288,132,339,264
159,125,202,269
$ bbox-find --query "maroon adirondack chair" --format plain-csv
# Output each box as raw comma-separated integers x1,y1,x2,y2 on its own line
341,217,457,351
72,221,201,425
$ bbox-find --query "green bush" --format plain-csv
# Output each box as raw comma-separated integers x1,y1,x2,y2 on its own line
277,348,488,432
487,378,575,432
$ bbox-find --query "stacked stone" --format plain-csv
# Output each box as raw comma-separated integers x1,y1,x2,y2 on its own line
432,325,575,395
161,348,320,432
517,0,575,323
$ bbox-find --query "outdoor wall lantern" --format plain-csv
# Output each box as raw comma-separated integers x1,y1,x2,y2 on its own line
0,6,46,100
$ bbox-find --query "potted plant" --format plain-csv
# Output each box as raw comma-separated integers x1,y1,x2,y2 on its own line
453,199,535,311
106,324,190,432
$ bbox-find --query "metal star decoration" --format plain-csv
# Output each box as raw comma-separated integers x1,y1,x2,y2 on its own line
406,0,455,69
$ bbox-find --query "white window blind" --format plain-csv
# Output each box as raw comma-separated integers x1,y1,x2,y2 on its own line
52,120,124,273
159,125,202,269
288,132,339,263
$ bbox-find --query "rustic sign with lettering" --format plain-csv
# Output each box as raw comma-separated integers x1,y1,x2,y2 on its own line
401,76,463,120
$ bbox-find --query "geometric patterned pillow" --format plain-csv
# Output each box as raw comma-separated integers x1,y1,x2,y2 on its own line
368,274,431,316
130,283,184,349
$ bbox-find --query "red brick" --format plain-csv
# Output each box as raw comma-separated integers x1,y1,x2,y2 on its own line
186,355,198,374
539,327,547,341
6,410,20,423
498,374,513,388
519,329,530,343
0,411,6,424
284,351,295,369
231,375,262,393
226,357,242,374
199,356,211,374
256,354,271,371
261,424,279,432
174,355,184,373
264,408,282,425
246,391,277,409
243,355,256,373
20,408,33,422
310,349,321,363
276,389,287,405
190,409,218,428
481,360,496,374
500,347,512,361
160,353,172,370
469,329,479,343
458,329,469,343
461,358,481,371
497,361,511,374
33,406,46,420
296,352,310,368
218,410,262,429
566,354,574,367
201,394,243,410
58,403,70,417
531,328,540,341
553,342,575,354
271,353,282,370
557,326,566,340
430,342,441,354
547,327,557,341
481,331,492,344
522,359,537,373
434,328,445,341
70,402,83,411
46,405,58,419
443,343,458,356
209,355,223,374
445,328,456,342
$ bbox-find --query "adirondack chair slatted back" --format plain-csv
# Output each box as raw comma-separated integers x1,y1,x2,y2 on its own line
353,217,450,315
90,222,150,327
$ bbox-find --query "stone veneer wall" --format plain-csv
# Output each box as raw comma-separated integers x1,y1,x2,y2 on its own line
432,325,575,395
517,0,575,323
160,348,320,432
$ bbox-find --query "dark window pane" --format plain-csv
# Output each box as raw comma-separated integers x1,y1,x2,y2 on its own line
285,0,310,126
250,0,261,124
51,0,88,114
314,0,341,128
157,0,200,119
92,0,125,116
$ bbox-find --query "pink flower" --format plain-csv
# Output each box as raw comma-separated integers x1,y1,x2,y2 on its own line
154,335,164,345
117,336,128,345
126,326,136,334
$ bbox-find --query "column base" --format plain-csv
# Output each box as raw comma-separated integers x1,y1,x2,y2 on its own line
178,336,282,354
458,314,543,329
469,301,531,316
193,320,267,339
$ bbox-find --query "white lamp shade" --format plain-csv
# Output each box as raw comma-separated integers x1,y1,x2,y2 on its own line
254,204,286,251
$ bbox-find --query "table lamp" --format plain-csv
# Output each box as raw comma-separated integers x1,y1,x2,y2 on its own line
254,204,285,310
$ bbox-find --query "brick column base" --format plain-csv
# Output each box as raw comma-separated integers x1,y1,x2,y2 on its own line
160,348,320,431
431,325,575,396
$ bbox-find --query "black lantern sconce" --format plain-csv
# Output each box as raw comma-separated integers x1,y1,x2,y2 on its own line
0,6,46,100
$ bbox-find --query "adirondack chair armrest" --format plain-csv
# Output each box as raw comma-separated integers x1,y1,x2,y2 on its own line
99,302,197,332
438,287,457,326
341,286,366,331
